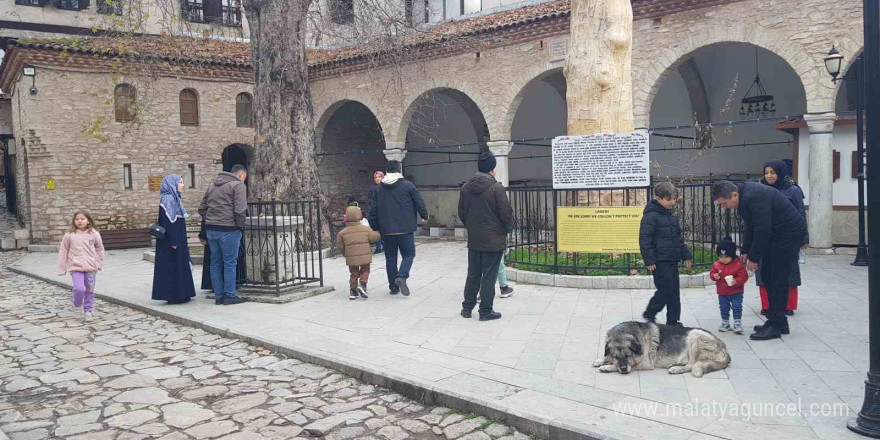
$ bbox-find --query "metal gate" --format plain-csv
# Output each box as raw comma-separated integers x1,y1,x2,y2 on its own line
1,136,15,216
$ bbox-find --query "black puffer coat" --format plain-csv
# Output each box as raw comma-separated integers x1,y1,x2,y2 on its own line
457,172,513,252
639,200,692,266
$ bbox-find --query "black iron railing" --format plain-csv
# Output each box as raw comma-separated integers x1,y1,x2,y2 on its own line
506,178,745,275
242,201,324,295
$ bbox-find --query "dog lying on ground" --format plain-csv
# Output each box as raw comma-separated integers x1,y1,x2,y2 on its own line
592,321,730,377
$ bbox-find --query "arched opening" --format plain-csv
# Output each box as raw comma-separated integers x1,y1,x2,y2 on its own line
508,69,567,186
222,143,253,187
315,100,386,213
403,88,489,188
179,88,200,126
648,42,807,179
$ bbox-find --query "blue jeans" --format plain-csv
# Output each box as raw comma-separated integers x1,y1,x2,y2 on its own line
719,293,743,321
382,233,415,288
207,229,242,300
497,254,507,287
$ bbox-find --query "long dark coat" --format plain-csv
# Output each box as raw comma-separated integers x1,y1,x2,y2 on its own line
151,207,196,302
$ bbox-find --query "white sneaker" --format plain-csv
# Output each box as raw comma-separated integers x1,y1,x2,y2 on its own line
733,320,743,334
718,321,731,332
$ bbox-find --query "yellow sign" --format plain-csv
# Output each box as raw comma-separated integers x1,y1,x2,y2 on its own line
148,176,163,191
557,206,643,253
46,180,56,190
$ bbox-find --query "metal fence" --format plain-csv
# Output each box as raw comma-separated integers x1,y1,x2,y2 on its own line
506,179,745,275
241,201,324,294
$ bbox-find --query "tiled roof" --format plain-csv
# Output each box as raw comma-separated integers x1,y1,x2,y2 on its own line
1,0,739,71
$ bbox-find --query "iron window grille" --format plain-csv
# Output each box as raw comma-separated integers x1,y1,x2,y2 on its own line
97,0,122,15
14,0,43,6
221,0,241,26
56,0,89,10
183,0,205,23
183,0,241,26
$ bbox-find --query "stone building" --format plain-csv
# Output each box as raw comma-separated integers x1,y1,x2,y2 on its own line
0,0,867,249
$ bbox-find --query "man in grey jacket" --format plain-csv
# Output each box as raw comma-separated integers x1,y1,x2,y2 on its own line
199,165,248,305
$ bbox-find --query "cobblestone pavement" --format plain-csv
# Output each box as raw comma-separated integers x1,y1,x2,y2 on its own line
0,251,532,440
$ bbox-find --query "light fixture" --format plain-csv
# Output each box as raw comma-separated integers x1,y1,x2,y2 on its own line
22,65,37,96
740,48,775,119
824,45,844,84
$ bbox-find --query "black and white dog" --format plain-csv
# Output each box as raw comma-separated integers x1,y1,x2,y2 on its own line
592,321,731,377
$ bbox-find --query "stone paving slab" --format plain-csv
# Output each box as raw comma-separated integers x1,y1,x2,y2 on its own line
8,242,871,440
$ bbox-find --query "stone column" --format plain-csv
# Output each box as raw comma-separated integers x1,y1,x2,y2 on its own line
382,147,407,172
487,141,513,187
803,112,837,249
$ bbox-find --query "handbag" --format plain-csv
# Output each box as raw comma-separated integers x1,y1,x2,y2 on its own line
149,223,166,240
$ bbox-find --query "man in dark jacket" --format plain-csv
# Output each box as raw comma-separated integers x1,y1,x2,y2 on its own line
712,180,806,340
458,152,513,321
368,160,428,296
198,165,248,306
640,182,692,326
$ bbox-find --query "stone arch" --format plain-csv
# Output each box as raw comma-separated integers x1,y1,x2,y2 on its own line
313,99,386,212
222,143,254,187
503,67,566,140
393,86,493,147
634,26,819,128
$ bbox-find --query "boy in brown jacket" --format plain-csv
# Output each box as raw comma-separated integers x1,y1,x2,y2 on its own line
337,205,381,300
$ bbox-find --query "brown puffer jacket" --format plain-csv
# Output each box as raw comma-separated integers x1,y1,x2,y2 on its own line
337,206,380,267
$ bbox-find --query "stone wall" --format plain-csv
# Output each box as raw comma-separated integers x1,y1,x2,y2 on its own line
8,69,254,243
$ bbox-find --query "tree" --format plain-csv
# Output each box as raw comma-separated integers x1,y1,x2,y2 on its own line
243,0,324,203
563,0,634,135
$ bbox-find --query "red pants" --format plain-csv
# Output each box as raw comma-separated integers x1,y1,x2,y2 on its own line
759,286,798,311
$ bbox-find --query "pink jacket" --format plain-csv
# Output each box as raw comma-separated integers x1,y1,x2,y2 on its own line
58,230,105,274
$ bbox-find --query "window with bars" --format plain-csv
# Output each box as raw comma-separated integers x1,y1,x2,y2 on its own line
331,0,354,24
236,93,254,128
179,89,200,126
183,0,241,26
14,0,43,6
114,84,136,123
97,0,122,14
56,0,88,10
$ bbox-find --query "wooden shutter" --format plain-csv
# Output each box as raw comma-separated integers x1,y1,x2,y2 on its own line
114,84,135,122
179,89,199,126
236,93,253,128
833,150,840,182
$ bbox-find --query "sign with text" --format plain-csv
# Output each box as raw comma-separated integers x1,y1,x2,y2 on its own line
148,176,163,191
557,206,643,253
552,131,650,189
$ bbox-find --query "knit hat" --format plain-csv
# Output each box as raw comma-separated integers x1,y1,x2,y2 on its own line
716,237,737,257
478,152,497,173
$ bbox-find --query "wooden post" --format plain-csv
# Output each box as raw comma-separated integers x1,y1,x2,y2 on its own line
563,0,634,136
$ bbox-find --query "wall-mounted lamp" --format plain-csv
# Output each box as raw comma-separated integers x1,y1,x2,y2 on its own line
22,65,37,95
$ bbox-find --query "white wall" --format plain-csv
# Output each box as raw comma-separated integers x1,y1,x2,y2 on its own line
797,124,864,207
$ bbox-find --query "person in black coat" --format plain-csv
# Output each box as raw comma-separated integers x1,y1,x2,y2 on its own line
198,220,246,291
640,182,692,325
368,160,429,296
458,152,513,321
151,175,196,304
712,180,806,340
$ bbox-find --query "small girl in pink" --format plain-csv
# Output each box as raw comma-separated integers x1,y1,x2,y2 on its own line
57,210,105,320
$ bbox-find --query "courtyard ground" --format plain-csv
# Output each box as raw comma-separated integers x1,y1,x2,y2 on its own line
5,241,871,440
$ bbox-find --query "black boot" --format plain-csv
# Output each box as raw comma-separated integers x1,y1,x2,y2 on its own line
460,309,472,318
395,277,410,297
750,325,782,340
753,323,790,334
479,311,502,321
642,311,656,323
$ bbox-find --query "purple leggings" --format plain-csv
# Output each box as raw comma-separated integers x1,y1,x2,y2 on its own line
71,272,97,312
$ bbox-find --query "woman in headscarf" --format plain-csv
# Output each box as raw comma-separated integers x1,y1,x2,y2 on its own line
756,160,807,316
151,175,196,304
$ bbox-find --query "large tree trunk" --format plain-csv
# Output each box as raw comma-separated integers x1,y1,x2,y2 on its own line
563,0,634,135
244,0,324,204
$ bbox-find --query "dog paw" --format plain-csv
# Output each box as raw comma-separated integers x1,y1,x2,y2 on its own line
591,359,605,368
691,366,705,377
668,366,689,375
598,365,617,373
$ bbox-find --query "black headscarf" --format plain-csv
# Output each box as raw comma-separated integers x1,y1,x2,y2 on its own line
761,160,792,190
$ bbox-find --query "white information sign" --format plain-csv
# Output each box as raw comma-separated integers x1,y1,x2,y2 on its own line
552,130,650,189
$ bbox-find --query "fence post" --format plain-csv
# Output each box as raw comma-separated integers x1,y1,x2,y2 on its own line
709,173,716,246
553,190,559,273
317,199,324,288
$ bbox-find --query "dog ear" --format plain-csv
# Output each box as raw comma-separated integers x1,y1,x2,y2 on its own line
630,340,642,356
